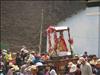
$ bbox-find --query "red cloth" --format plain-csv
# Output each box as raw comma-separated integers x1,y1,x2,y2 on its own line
47,31,52,51
47,26,69,52
68,38,74,45
54,31,58,50
47,26,55,33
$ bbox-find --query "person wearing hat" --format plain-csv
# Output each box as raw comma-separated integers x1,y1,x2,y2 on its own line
49,65,57,75
24,62,37,75
37,66,45,75
75,64,81,75
90,56,98,75
27,51,36,63
90,56,97,66
79,57,92,75
96,59,100,75
7,62,19,75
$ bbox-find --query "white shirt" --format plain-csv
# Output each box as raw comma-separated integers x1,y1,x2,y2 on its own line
81,62,92,75
21,48,29,53
50,69,57,75
28,54,35,62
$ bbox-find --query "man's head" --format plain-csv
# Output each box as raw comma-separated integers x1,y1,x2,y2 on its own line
84,51,87,55
31,51,35,55
68,62,76,72
96,59,100,68
93,56,97,60
79,57,86,65
68,62,73,68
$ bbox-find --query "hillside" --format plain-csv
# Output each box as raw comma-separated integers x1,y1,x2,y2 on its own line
1,1,86,52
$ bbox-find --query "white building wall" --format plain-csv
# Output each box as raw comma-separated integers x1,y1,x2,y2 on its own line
56,7,99,57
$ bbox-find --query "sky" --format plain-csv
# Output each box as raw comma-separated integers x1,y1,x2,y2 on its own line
57,6,99,56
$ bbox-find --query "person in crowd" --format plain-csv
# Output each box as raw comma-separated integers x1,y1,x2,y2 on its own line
68,62,76,75
37,66,45,75
6,68,13,75
75,64,81,75
83,51,88,58
79,57,92,75
44,68,50,75
20,46,29,63
20,61,30,75
90,56,97,66
64,63,69,75
7,62,19,75
41,53,50,61
4,51,12,74
0,50,4,75
23,61,33,75
24,53,30,64
96,59,100,75
20,51,25,63
90,56,98,75
15,52,22,68
27,51,36,64
34,53,41,64
49,65,57,75
20,45,28,53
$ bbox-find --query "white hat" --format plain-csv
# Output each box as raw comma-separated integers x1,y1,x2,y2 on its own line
24,49,29,53
9,62,19,71
31,51,35,54
36,62,43,67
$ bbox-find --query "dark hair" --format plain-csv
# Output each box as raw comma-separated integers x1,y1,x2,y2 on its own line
77,64,80,68
84,51,87,54
50,65,56,71
38,66,44,71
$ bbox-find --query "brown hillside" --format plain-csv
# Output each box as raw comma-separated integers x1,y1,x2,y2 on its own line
1,1,86,52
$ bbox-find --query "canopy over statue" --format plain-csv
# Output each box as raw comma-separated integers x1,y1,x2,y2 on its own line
46,26,73,57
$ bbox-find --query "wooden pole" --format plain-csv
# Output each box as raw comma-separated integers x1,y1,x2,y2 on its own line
68,27,73,57
39,9,44,54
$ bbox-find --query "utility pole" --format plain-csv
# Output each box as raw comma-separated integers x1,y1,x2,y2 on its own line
39,9,44,54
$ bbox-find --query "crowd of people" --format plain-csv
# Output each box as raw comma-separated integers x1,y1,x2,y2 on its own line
0,46,50,75
0,46,100,75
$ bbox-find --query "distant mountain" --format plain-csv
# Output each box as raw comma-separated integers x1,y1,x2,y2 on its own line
1,1,86,52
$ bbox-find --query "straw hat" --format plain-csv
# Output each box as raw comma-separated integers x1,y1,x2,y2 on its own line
95,59,100,68
30,65,37,70
31,51,35,54
97,59,100,64
90,60,97,65
8,53,13,61
9,62,19,71
25,65,37,72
